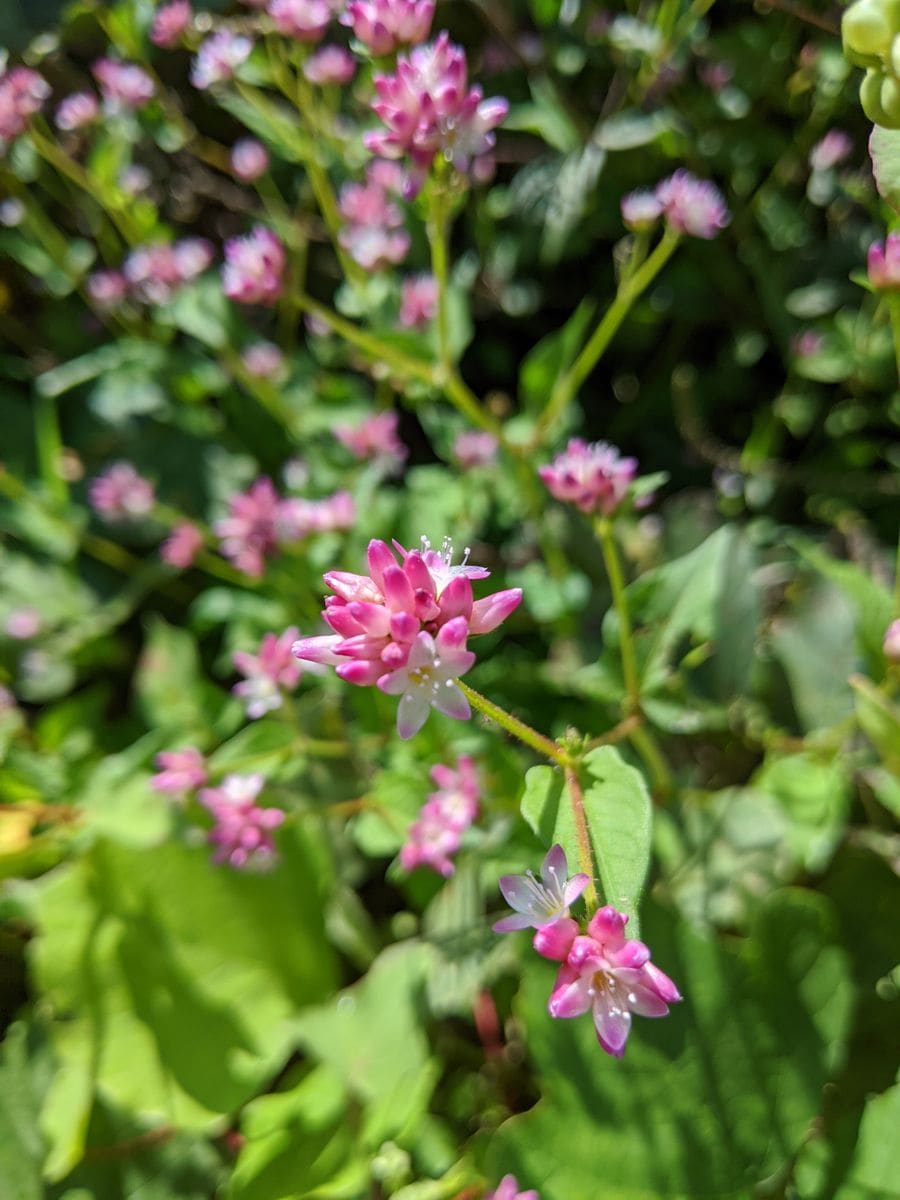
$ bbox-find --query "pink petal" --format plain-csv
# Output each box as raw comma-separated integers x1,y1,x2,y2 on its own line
533,917,579,961
548,965,594,1019
592,994,632,1057
431,681,471,722
397,689,430,739
492,912,533,933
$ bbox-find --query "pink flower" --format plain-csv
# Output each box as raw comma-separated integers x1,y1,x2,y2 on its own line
233,627,302,718
364,33,508,197
268,0,333,42
151,0,192,47
547,906,681,1057
453,430,498,469
276,489,356,538
0,66,50,141
5,608,41,640
809,130,852,173
493,845,590,933
539,439,638,515
124,238,213,303
161,521,204,568
398,273,438,328
292,536,521,738
303,45,356,85
884,619,900,662
199,773,285,868
698,60,733,92
334,410,407,468
655,170,729,240
152,747,208,795
868,233,900,290
486,1176,540,1200
55,91,99,131
87,269,128,308
620,188,663,231
231,137,269,181
401,756,481,874
214,476,283,577
241,340,286,380
222,226,285,305
338,173,410,270
91,59,155,109
191,30,253,89
89,463,156,520
791,330,825,358
342,0,434,55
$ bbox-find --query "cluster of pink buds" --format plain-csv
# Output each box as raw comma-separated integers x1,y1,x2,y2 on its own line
0,66,50,142
123,238,214,304
292,536,522,739
365,32,508,198
398,273,438,328
231,137,269,182
199,773,285,869
486,1176,539,1200
342,0,434,55
269,0,333,41
495,846,680,1057
91,59,155,109
539,439,638,516
303,45,357,85
867,233,900,290
400,755,480,876
242,340,287,380
161,521,205,568
215,476,340,576
621,170,729,240
338,167,410,271
191,30,253,89
453,430,498,469
151,747,208,797
151,0,193,47
55,91,100,132
89,462,156,521
233,627,302,719
808,130,852,173
276,489,356,538
5,608,42,640
334,410,407,470
222,226,285,305
87,269,129,308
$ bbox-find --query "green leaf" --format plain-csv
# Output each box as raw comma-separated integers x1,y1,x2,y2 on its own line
216,92,309,163
851,675,900,771
133,615,223,742
160,277,234,350
0,1022,49,1199
870,124,900,212
518,299,596,416
486,891,854,1199
770,580,857,732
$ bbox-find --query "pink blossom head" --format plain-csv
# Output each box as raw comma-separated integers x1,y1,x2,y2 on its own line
453,430,498,469
539,439,638,515
152,747,207,796
241,340,286,380
5,608,41,640
55,91,100,131
809,130,852,173
400,756,480,873
486,1176,540,1200
124,238,212,303
338,175,410,270
233,627,302,718
223,226,285,306
790,330,825,358
884,619,900,662
620,188,663,232
867,234,900,290
161,521,204,568
303,45,356,85
342,0,435,55
89,462,156,520
493,845,590,933
214,476,283,576
191,30,253,89
0,66,50,141
92,59,155,109
199,773,285,868
151,0,193,47
334,410,407,468
88,269,128,308
655,170,729,239
276,490,355,539
231,137,269,181
398,273,438,328
268,0,333,42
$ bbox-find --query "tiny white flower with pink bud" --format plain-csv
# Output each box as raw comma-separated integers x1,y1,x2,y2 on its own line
199,773,285,868
809,130,852,173
5,608,41,640
161,521,204,568
242,340,286,380
231,137,269,182
400,756,480,875
269,0,333,42
215,476,283,577
191,30,253,89
89,463,156,520
453,430,498,469
539,439,637,516
620,188,663,232
222,226,285,305
303,45,356,85
378,618,475,739
151,0,193,47
0,67,50,141
152,747,208,796
884,619,900,662
493,845,590,933
92,59,155,109
655,170,729,240
55,91,99,131
232,627,302,718
334,410,407,468
868,234,900,291
399,273,438,328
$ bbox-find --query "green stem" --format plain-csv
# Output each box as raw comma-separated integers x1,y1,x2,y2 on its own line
458,681,567,765
628,723,674,801
564,763,598,909
889,295,900,386
596,518,640,712
539,230,680,437
34,393,67,506
427,186,453,376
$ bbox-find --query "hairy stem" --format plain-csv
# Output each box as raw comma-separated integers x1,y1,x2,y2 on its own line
458,682,567,765
564,763,599,909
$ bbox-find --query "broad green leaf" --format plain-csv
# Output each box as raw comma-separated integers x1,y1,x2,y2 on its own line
793,540,893,671
160,277,234,350
36,340,166,398
753,753,850,873
133,615,223,742
0,1022,49,1199
851,675,900,771
770,580,857,731
870,124,900,212
486,891,854,1199
518,299,596,416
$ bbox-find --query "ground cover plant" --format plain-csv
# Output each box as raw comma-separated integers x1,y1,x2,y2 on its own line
1,0,899,1197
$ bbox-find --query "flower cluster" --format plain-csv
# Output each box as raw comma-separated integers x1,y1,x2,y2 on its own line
495,847,681,1057
92,59,155,109
303,45,357,85
151,747,208,797
55,91,99,132
884,619,900,662
222,226,286,305
334,410,407,469
0,66,50,143
276,489,356,538
621,169,729,240
365,32,508,197
809,129,852,173
89,463,156,520
231,137,269,181
161,521,205,568
233,627,303,718
539,439,638,516
292,536,522,738
867,233,900,290
338,167,410,271
486,1177,540,1200
242,340,287,380
342,0,434,55
122,238,214,304
453,430,498,469
400,755,480,876
198,773,285,869
151,0,193,47
398,273,438,328
270,0,334,42
192,30,253,90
